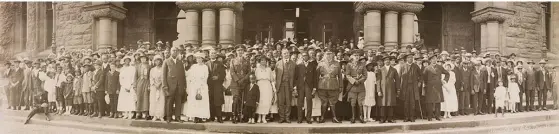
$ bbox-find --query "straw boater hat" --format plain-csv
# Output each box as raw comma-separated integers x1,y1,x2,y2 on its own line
120,56,134,64
539,59,547,64
153,55,163,62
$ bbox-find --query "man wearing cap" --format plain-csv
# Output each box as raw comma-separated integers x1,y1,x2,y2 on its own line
400,54,421,122
7,60,24,110
537,59,552,110
316,48,343,123
275,48,296,123
343,50,367,123
162,47,186,123
229,46,251,123
423,55,449,121
524,60,538,111
377,56,399,123
207,49,226,123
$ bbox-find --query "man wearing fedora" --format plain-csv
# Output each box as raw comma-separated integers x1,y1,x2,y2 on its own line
7,59,24,110
524,60,538,111
537,59,552,111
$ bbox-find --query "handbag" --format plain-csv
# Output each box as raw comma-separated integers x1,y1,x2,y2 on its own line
195,88,202,100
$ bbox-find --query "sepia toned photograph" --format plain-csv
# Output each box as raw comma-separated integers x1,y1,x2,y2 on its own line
0,0,558,133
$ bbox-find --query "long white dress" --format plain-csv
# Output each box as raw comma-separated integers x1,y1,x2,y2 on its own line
363,71,376,107
118,65,137,112
441,71,458,112
149,66,165,117
508,81,520,103
222,70,233,113
183,64,210,118
255,66,274,114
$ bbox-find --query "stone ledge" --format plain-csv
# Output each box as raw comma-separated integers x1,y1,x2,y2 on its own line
471,6,515,23
82,3,127,20
176,2,244,12
2,107,558,133
355,2,425,13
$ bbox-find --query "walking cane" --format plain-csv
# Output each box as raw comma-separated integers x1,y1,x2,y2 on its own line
418,96,424,119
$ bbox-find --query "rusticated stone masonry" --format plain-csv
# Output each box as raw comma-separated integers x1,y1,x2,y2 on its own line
0,2,17,59
504,2,545,60
55,2,95,50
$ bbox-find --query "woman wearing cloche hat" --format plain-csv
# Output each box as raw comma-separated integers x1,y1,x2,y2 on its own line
183,51,211,123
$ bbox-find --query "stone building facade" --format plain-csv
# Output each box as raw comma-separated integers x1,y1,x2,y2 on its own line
0,2,557,63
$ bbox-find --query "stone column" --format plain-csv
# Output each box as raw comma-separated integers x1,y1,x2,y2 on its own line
401,12,415,50
98,17,113,49
384,11,398,50
219,8,234,48
112,20,118,47
486,21,499,53
184,9,199,46
480,23,487,53
236,11,243,45
201,9,216,49
364,10,381,50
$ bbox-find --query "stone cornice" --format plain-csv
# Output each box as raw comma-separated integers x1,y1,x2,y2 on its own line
354,2,424,13
176,2,244,12
83,3,127,20
471,6,515,23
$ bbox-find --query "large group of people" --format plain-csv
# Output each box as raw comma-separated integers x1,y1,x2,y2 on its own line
1,37,558,125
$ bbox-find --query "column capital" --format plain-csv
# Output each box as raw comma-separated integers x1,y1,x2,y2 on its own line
176,2,244,12
471,6,515,23
355,2,424,14
83,3,127,20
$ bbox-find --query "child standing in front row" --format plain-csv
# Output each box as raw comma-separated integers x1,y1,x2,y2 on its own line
494,80,507,117
244,75,260,124
507,74,520,113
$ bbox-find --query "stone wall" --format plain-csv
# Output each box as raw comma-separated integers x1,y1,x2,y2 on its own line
0,2,18,59
123,2,155,48
55,2,94,50
504,2,544,59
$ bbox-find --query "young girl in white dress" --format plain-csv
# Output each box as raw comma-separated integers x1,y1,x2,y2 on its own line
118,56,137,119
363,63,376,122
507,74,520,113
494,80,507,117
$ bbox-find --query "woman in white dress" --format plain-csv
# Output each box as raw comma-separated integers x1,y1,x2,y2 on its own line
441,63,458,118
149,55,165,121
363,63,376,122
255,57,274,123
117,56,137,119
184,52,210,123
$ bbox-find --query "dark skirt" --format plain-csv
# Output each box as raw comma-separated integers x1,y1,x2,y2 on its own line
56,87,64,101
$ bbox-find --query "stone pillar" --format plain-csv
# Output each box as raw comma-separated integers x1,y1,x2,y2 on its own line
98,17,113,50
480,23,487,53
26,2,47,55
236,11,243,45
384,11,398,50
184,9,199,46
84,3,127,52
219,8,234,48
363,10,381,50
486,21,499,53
201,9,216,49
0,2,17,57
401,12,415,50
112,20,118,47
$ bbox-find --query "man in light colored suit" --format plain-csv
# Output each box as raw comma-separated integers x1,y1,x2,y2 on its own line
276,49,296,123
162,47,186,123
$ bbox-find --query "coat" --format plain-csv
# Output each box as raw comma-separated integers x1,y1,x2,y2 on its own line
400,63,421,101
294,60,318,90
537,68,553,91
454,65,463,92
275,59,295,90
162,57,186,96
22,67,34,92
91,69,106,92
460,65,474,93
344,62,367,92
207,60,226,106
229,57,251,90
496,66,509,87
377,66,399,106
244,84,260,107
524,67,538,91
422,64,449,103
317,61,343,91
105,71,120,94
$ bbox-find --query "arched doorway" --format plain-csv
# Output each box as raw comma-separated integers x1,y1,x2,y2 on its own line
417,2,476,52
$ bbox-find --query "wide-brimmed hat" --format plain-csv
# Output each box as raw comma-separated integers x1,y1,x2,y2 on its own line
539,59,547,64
153,55,164,61
194,51,206,58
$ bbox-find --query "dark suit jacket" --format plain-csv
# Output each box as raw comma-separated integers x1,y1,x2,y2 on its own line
537,68,553,90
454,65,463,91
377,66,400,106
105,71,120,94
244,84,260,107
524,67,538,91
8,68,23,91
460,65,473,93
475,67,488,93
162,57,186,96
295,61,318,90
275,60,295,90
207,60,226,106
400,63,421,101
91,69,105,92
488,67,498,90
422,64,449,103
496,66,509,87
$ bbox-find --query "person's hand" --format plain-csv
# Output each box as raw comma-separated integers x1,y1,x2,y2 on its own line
377,92,382,97
212,76,218,80
441,80,446,85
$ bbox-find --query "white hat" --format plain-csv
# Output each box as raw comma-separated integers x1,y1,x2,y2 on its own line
194,51,206,58
143,42,151,45
120,56,134,64
440,51,449,55
153,55,163,61
156,41,164,44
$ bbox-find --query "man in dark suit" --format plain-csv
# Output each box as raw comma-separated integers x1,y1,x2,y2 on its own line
485,60,498,113
400,54,421,122
276,49,296,123
473,60,487,115
91,60,106,118
7,60,23,110
422,56,449,121
524,60,538,111
229,46,251,123
207,49,226,123
455,59,467,115
162,47,186,123
105,62,119,118
377,56,399,123
294,51,318,124
537,59,552,110
497,60,509,87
